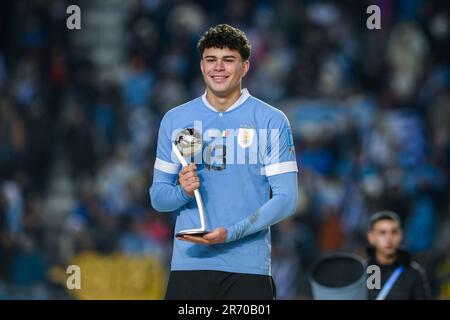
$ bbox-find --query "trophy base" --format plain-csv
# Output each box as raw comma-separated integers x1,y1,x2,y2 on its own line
176,230,210,237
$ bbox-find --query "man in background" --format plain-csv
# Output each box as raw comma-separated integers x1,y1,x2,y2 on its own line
367,210,432,299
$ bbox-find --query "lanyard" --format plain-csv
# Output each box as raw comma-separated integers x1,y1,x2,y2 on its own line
376,265,405,300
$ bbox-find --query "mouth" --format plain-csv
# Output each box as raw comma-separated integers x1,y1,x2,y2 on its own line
210,75,229,83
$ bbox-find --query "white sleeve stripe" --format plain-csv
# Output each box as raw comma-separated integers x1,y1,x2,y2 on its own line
263,161,298,176
154,157,179,174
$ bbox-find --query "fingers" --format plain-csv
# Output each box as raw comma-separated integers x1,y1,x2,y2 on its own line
183,176,199,185
179,164,200,194
181,184,199,195
181,170,196,180
184,182,200,193
204,228,227,242
203,231,218,240
177,228,227,245
187,181,200,191
179,168,199,184
180,164,197,176
178,235,209,244
180,176,199,190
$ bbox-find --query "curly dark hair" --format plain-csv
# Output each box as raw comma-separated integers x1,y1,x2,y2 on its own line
197,24,251,61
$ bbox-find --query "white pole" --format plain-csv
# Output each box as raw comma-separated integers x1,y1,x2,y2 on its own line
172,143,207,231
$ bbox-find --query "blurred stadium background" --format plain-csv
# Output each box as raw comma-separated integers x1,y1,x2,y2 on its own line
0,0,449,299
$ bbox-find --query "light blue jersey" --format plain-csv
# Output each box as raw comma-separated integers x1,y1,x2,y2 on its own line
150,89,298,275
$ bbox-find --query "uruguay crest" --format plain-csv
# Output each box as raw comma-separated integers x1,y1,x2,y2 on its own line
237,128,255,148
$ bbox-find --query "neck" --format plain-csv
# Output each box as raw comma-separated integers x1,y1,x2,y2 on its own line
205,87,242,112
376,251,397,265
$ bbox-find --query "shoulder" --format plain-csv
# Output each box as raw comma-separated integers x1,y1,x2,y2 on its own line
407,261,432,298
248,96,291,125
409,261,429,280
402,261,429,288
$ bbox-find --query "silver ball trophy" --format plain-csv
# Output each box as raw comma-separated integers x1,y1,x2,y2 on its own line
173,128,209,237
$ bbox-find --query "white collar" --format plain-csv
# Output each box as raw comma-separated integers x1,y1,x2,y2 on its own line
202,88,250,113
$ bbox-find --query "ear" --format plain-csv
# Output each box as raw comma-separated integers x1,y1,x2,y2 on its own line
241,60,250,78
200,59,204,74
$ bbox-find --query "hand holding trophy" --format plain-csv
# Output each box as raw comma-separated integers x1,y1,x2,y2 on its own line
173,128,209,237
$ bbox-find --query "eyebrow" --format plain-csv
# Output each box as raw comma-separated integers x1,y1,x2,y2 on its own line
203,55,237,59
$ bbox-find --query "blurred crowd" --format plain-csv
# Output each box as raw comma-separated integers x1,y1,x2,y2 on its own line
0,0,449,299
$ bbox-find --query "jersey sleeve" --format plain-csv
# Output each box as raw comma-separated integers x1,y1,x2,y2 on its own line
154,114,180,175
260,111,298,177
226,171,298,242
150,113,194,212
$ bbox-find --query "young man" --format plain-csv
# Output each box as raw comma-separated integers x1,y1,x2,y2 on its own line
150,24,298,299
367,211,432,300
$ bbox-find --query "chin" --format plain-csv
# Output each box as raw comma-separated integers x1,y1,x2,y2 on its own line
384,250,396,257
209,86,231,96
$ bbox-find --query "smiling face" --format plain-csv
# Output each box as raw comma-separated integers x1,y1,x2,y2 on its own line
200,47,249,99
368,219,402,258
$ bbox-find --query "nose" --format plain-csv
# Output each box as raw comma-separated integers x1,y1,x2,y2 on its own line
214,59,225,71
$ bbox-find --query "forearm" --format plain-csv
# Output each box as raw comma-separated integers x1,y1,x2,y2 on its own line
226,172,298,242
150,172,194,212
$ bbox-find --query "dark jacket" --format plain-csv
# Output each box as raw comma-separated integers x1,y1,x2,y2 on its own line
367,246,432,300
